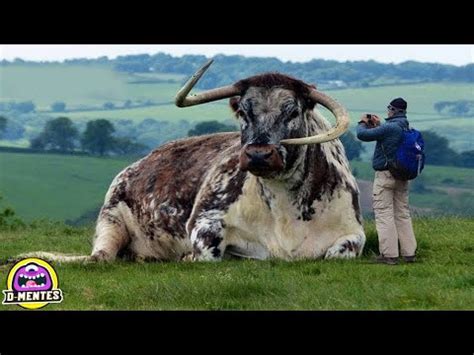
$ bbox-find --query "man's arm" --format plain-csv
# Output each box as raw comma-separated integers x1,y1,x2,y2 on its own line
356,123,389,142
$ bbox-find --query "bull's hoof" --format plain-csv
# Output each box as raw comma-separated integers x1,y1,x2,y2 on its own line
181,252,196,262
90,250,113,262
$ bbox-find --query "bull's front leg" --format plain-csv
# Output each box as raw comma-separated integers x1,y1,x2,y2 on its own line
324,233,366,259
187,211,227,261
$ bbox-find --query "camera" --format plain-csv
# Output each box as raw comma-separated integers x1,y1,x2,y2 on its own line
365,114,377,128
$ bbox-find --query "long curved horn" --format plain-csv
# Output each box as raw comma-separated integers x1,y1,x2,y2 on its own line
280,89,350,145
175,59,241,107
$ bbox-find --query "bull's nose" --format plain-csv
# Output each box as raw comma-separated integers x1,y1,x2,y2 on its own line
246,150,273,161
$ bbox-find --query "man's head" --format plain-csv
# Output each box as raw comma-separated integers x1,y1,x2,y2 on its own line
387,97,407,117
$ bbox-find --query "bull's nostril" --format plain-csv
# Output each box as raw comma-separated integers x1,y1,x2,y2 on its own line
247,151,272,161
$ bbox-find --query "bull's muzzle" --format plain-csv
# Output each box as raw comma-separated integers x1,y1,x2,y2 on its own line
239,144,284,176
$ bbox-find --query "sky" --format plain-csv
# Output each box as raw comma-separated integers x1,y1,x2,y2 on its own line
0,45,472,66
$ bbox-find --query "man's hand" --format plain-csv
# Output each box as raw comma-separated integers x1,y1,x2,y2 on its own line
371,114,381,126
359,114,381,128
358,114,369,124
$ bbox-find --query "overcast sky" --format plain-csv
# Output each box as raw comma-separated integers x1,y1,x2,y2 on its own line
0,45,472,66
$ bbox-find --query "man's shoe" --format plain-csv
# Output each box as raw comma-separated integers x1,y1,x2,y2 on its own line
403,255,416,263
374,255,399,265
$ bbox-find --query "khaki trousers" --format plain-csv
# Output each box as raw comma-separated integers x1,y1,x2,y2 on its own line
373,170,417,258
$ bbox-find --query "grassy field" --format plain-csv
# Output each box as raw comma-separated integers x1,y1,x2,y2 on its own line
0,217,472,310
0,152,134,221
0,64,184,110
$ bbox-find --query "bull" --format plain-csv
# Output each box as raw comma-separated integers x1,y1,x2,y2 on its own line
19,60,365,263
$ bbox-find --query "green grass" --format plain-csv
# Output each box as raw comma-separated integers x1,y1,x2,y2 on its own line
0,152,134,221
0,218,472,310
0,64,183,110
66,101,233,123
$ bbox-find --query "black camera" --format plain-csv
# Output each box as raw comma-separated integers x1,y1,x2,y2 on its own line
365,114,377,128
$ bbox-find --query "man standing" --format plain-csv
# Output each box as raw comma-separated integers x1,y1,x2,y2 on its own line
357,98,417,265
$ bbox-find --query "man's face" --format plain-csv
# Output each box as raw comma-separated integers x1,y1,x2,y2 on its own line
387,105,397,117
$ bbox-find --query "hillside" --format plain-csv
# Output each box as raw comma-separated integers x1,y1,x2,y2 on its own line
1,64,472,152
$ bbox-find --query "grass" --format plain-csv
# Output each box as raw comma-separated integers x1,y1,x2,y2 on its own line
0,217,472,310
0,152,134,221
0,64,183,110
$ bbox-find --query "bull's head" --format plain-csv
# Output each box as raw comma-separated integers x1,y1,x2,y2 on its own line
175,60,349,178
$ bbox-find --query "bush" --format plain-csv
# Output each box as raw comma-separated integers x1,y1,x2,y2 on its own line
0,195,24,230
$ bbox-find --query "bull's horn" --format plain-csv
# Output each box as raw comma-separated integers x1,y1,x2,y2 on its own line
175,59,241,107
280,89,350,145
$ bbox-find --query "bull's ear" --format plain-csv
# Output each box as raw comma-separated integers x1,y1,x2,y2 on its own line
229,96,241,112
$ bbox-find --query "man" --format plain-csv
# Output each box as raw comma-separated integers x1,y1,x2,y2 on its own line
356,98,417,265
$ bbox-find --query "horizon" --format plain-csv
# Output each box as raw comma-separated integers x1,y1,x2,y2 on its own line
1,45,472,66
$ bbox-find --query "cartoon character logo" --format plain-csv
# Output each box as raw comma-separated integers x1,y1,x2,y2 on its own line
2,258,63,309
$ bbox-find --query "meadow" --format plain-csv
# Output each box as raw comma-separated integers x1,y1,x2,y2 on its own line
0,217,472,310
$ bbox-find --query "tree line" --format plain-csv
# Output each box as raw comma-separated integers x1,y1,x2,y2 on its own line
2,116,473,167
2,53,473,89
28,117,148,156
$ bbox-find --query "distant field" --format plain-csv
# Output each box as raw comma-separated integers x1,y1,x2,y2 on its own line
0,217,472,310
0,64,184,110
0,152,134,221
1,64,472,151
66,101,233,123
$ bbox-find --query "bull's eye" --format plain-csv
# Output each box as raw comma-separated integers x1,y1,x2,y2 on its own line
290,110,299,119
237,110,248,124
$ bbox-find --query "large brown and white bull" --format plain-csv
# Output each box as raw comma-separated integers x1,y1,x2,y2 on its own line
22,60,365,263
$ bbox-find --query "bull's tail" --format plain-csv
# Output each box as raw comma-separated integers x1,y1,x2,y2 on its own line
11,251,92,264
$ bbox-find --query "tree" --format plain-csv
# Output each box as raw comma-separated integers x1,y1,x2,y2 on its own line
340,131,364,160
112,137,148,156
420,130,459,166
81,119,116,156
51,101,66,112
30,117,78,152
188,121,237,137
103,102,115,110
30,135,46,150
14,101,36,113
459,150,474,168
0,116,7,138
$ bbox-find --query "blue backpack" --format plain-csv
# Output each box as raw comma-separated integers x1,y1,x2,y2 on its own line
388,128,425,180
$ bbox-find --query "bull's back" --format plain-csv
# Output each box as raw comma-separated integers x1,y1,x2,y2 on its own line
106,132,240,238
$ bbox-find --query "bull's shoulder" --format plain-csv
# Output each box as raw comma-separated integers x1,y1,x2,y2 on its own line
125,132,240,185
109,132,240,202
